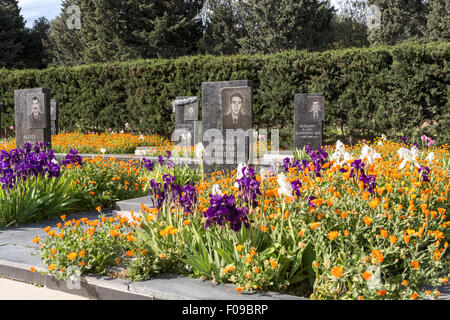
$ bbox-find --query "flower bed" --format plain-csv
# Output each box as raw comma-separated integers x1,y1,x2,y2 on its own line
32,136,449,299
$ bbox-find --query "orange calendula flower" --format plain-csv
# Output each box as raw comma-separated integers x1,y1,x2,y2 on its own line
60,215,66,221
402,280,408,286
67,252,77,260
410,261,419,270
96,206,102,212
380,229,388,239
368,198,380,209
235,287,243,293
377,290,386,296
32,236,40,244
126,250,134,257
362,271,372,281
328,231,339,241
79,250,85,258
43,226,51,233
389,235,398,245
363,217,373,226
48,264,56,271
411,293,418,300
29,267,36,272
331,266,343,278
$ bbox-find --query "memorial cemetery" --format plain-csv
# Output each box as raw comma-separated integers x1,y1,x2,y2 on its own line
0,0,448,301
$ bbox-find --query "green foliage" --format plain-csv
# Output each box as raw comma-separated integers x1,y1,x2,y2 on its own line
368,0,428,45
236,0,334,54
0,176,76,228
0,0,26,69
46,0,205,67
0,42,448,147
426,0,450,42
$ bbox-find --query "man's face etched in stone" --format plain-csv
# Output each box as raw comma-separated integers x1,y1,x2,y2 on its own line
231,95,243,116
31,97,40,118
187,105,194,116
312,101,319,111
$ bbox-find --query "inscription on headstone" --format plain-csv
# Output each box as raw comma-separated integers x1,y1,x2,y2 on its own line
294,93,324,151
202,80,253,173
14,88,52,149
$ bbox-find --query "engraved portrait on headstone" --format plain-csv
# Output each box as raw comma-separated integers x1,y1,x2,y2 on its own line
184,101,198,121
27,93,46,129
222,87,252,130
306,96,324,122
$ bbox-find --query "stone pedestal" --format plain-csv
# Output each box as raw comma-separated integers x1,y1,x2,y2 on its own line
14,88,52,149
294,93,325,151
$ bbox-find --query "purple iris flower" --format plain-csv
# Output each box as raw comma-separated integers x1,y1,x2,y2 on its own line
203,194,249,232
291,180,302,197
418,166,430,182
158,155,165,166
400,136,407,145
141,158,154,171
235,165,261,207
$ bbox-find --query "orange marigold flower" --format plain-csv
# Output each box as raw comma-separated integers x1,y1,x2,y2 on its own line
331,266,343,278
79,250,85,258
362,271,372,281
368,198,380,209
389,235,398,245
29,267,36,272
60,215,66,221
363,217,373,226
48,264,56,271
126,250,134,257
411,293,418,300
235,287,243,293
328,231,339,241
96,206,102,212
67,252,77,260
410,261,419,270
402,280,408,286
32,236,40,244
43,226,51,233
377,290,386,296
380,229,388,239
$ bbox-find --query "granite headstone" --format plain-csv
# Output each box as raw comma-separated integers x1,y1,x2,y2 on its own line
202,80,253,173
172,96,201,153
50,99,58,135
14,88,52,149
294,93,324,151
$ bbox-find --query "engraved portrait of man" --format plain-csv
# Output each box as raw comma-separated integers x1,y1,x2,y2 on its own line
27,94,46,129
309,99,320,120
184,102,197,121
223,91,251,130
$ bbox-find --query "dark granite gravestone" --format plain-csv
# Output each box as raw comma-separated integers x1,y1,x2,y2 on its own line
14,88,52,149
50,99,58,135
202,80,253,173
294,93,325,151
171,96,201,155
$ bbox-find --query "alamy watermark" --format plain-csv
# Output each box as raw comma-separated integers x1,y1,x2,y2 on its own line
66,5,81,30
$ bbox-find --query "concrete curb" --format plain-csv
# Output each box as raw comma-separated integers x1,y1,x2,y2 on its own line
0,258,306,300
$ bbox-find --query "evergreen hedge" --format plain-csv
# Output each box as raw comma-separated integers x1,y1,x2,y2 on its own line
0,42,448,147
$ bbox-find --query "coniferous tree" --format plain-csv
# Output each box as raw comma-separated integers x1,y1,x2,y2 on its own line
23,17,51,69
368,0,428,45
200,0,242,55
0,0,26,69
46,0,205,67
236,0,335,54
426,0,449,41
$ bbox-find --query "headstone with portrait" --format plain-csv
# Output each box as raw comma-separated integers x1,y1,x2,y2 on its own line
50,99,58,135
294,93,325,151
172,96,201,155
14,88,52,149
202,80,253,173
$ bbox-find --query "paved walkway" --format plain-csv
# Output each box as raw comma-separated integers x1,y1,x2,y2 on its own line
0,278,88,300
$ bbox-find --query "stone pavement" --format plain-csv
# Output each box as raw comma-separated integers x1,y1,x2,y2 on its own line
0,278,88,300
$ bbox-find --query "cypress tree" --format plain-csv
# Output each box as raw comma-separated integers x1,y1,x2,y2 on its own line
427,0,449,41
368,0,428,45
200,0,242,55
0,0,26,69
236,0,335,54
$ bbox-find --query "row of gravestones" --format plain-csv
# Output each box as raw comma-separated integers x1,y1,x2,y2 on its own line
172,80,325,172
14,88,58,149
13,82,325,171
